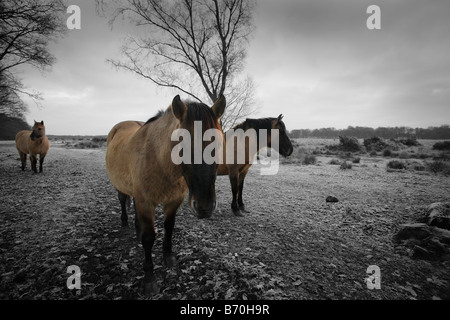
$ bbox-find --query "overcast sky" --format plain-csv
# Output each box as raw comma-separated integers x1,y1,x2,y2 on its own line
21,0,450,135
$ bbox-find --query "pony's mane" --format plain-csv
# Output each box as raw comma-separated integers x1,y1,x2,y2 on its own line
233,118,276,131
184,101,220,132
144,101,220,132
144,109,166,125
233,117,288,132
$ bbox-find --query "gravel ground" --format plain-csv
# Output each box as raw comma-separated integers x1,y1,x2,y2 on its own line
0,141,449,300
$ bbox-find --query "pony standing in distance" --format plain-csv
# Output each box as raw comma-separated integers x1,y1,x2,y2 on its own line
15,120,50,173
217,115,294,216
105,95,226,294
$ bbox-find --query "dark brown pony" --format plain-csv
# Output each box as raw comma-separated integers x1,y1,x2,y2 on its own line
105,95,225,294
15,121,50,173
217,115,293,216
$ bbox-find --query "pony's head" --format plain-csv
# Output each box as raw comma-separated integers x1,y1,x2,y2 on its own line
234,115,293,158
30,121,46,141
271,115,293,157
171,95,226,219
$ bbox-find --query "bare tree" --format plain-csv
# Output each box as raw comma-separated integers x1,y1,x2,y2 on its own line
220,75,256,129
0,0,66,119
98,0,257,130
0,71,29,118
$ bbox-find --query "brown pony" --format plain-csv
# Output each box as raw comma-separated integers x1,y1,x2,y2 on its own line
217,115,293,216
15,121,50,173
105,95,225,294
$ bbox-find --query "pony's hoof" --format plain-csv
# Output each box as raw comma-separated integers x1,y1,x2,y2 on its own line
163,254,177,268
239,206,250,213
232,209,243,217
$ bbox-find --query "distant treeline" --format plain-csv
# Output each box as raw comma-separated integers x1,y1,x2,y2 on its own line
0,114,30,140
289,125,450,140
2,113,450,141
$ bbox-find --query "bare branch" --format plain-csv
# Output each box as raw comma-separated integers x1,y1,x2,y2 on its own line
97,0,257,125
0,0,65,118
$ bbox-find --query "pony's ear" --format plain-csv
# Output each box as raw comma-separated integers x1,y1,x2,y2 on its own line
171,95,187,122
40,121,44,125
211,95,226,119
34,120,38,124
276,114,284,125
273,114,284,128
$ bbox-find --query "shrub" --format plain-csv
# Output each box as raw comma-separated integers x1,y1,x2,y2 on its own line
352,157,361,164
290,139,300,148
73,141,89,149
387,160,407,170
369,150,377,156
329,158,341,165
340,161,352,170
432,141,450,151
427,160,448,175
364,136,388,152
413,163,426,171
395,138,421,147
92,136,107,143
338,151,353,159
399,151,409,159
303,154,317,165
383,149,392,157
283,147,318,165
432,152,450,162
338,136,361,152
73,141,103,149
417,153,431,159
386,139,402,151
291,147,305,160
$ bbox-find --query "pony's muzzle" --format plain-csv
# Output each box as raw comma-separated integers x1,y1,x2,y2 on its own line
287,146,294,156
190,199,214,219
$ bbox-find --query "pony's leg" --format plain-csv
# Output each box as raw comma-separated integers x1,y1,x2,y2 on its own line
117,191,129,227
39,155,45,173
30,154,38,173
135,199,158,295
133,199,140,241
19,152,26,171
238,171,249,213
162,199,183,268
229,170,242,216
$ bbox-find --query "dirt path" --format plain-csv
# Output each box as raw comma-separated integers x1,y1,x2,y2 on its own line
0,142,449,300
